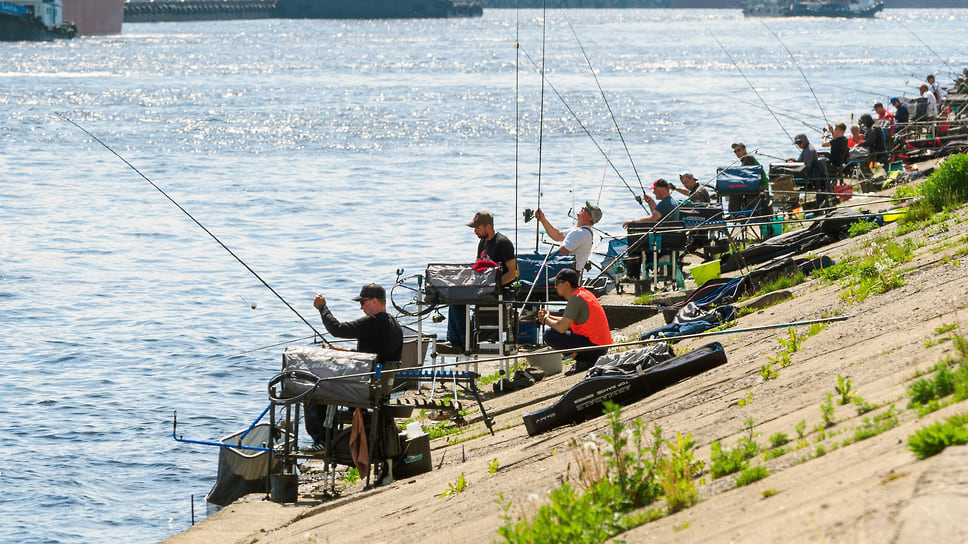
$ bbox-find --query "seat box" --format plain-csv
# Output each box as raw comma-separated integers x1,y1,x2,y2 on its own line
394,434,432,478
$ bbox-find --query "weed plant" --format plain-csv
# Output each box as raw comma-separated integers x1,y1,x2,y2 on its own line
853,406,899,442
848,219,880,237
440,473,467,498
496,403,694,543
735,466,771,487
908,413,968,459
343,467,360,485
820,393,836,427
835,375,856,405
814,236,915,303
916,152,968,211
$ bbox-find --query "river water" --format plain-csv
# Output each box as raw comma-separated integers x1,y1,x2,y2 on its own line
1,8,965,543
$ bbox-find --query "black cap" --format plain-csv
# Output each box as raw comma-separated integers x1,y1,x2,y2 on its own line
466,211,493,228
554,268,580,287
352,283,385,301
731,142,746,150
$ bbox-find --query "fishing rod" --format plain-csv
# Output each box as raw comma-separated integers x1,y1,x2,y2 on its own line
561,9,647,195
535,0,548,252
295,316,850,383
894,19,957,79
597,140,613,204
758,21,831,130
705,26,794,143
510,30,647,211
57,112,330,344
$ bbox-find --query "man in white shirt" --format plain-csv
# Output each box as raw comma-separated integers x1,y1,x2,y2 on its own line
920,83,939,118
535,201,602,275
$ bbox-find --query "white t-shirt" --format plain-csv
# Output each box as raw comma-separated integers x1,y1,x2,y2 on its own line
562,226,594,273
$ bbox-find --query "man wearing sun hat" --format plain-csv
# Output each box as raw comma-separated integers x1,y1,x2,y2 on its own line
535,200,602,274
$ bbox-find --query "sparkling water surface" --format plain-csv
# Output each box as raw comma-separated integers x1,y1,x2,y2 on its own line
1,8,966,543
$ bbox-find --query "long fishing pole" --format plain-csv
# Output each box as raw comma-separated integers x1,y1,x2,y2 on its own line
759,21,831,130
514,0,521,263
561,10,647,195
57,112,330,343
706,26,794,143
296,316,850,382
536,0,548,252
513,38,647,210
895,19,957,78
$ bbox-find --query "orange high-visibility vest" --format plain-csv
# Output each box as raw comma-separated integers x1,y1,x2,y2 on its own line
570,287,612,346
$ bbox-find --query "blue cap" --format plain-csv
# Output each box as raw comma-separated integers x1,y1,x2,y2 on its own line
890,97,899,102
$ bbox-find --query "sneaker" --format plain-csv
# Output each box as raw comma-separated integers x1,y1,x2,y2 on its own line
299,442,326,454
435,341,464,355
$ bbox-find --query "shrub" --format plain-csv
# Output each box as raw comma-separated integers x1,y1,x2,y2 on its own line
918,153,968,211
735,466,771,487
848,219,880,237
908,413,968,460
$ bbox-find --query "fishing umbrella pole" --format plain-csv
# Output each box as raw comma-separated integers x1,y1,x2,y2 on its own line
57,112,331,344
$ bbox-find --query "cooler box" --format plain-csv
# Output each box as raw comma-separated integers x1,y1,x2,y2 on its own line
395,434,432,478
716,165,764,194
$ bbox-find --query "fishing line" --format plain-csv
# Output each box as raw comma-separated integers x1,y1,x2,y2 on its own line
597,139,613,203
514,0,521,260
706,26,794,143
759,20,831,130
57,112,329,343
561,9,647,194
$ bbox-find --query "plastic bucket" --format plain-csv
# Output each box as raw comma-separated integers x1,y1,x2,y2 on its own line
689,260,721,286
270,472,299,503
526,347,562,375
517,323,539,345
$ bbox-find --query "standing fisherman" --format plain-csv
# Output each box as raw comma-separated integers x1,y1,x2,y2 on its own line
535,201,603,276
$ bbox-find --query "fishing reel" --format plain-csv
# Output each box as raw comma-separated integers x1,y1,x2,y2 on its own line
635,194,643,205
523,208,535,223
431,309,445,324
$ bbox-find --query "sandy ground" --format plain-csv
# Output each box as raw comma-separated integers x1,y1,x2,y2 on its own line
163,177,968,544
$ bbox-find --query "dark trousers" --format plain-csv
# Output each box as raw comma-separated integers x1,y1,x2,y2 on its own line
544,328,607,368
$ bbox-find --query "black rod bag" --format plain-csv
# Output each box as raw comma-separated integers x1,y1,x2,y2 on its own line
522,342,727,436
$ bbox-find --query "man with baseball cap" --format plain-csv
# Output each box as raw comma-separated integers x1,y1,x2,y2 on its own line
303,283,403,451
537,268,612,375
622,178,680,228
727,142,768,215
443,211,518,351
534,200,602,274
890,97,909,134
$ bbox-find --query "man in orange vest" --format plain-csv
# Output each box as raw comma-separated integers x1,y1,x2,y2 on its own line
536,268,613,375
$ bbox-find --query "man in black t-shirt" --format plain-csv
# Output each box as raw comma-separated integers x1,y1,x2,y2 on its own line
444,211,517,351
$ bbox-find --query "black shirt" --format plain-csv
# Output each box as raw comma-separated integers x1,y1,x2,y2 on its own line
828,135,848,169
318,306,403,363
477,231,516,286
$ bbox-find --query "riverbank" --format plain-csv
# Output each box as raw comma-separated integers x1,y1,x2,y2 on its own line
163,161,968,542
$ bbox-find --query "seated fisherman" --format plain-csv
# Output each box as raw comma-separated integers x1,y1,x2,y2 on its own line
728,142,769,215
673,171,710,205
302,283,403,452
821,123,849,181
789,134,827,206
536,268,612,375
622,178,679,228
443,211,517,352
855,113,887,174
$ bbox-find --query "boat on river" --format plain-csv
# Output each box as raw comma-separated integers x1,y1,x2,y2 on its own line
742,0,884,17
0,0,76,41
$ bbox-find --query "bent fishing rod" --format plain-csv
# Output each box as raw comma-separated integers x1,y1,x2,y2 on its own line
295,316,850,383
759,21,831,131
706,25,794,144
511,32,647,211
561,9,647,195
57,112,330,344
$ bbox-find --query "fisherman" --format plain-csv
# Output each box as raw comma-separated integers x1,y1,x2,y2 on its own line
789,134,827,207
673,171,710,205
854,113,887,176
847,125,864,148
727,142,768,215
920,83,939,118
303,283,404,452
821,122,849,182
926,74,945,103
534,201,602,275
443,211,518,352
536,268,612,375
873,102,895,136
890,97,909,134
622,178,680,227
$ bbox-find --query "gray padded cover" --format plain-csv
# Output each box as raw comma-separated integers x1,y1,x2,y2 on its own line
282,346,377,408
